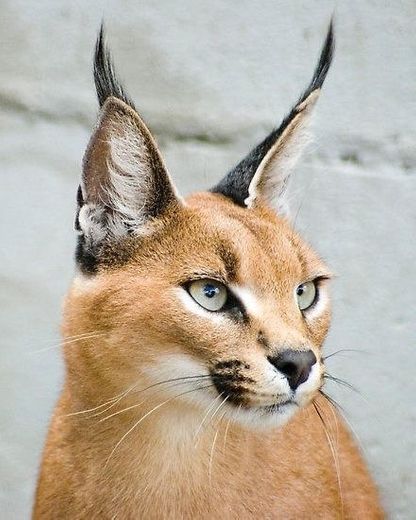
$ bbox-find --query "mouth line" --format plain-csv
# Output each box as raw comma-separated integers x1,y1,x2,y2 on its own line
228,398,296,414
211,374,297,410
210,373,310,413
255,400,297,414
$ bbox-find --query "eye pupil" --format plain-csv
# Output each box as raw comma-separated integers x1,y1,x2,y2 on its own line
203,284,219,298
297,286,304,296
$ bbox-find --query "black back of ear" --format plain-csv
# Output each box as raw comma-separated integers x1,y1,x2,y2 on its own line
211,21,334,212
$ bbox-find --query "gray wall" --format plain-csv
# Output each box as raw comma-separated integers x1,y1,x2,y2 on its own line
1,1,415,518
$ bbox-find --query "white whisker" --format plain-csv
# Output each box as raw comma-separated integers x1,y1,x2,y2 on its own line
207,395,229,430
65,380,140,418
222,413,233,451
314,401,344,516
194,393,223,443
104,385,213,468
29,332,107,354
99,377,210,423
65,374,211,419
208,427,220,485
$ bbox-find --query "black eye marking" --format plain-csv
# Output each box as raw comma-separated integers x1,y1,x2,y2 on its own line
257,331,269,348
222,292,248,323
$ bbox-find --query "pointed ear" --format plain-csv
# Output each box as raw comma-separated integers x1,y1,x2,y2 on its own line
75,28,181,273
211,21,334,214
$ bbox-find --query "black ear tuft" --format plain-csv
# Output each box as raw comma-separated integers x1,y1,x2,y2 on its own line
76,42,183,275
74,184,83,233
211,20,335,208
298,18,334,104
94,24,136,110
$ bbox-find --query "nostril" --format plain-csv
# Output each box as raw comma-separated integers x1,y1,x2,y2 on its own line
268,349,317,391
278,361,298,378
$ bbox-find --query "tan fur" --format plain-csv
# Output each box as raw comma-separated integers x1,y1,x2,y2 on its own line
34,23,382,516
34,192,383,518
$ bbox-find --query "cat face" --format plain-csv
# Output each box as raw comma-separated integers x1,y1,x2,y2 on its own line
65,23,334,429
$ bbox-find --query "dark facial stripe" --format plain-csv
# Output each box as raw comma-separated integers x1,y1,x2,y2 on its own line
215,240,240,283
215,359,250,370
211,359,255,405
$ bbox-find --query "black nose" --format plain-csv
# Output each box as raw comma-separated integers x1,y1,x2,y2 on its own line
268,350,317,390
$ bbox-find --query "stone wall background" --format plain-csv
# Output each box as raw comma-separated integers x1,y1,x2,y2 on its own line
1,1,415,518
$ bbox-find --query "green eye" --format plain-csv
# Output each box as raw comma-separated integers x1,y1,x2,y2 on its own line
296,281,317,311
188,279,228,311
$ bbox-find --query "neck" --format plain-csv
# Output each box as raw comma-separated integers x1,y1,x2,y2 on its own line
62,383,252,488
59,386,260,517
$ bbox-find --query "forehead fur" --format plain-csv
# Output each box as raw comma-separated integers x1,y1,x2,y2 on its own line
93,191,327,291
185,193,327,284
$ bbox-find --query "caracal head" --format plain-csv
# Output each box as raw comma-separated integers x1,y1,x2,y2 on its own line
66,22,334,430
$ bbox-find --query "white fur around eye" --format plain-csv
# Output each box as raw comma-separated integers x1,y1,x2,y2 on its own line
229,285,262,318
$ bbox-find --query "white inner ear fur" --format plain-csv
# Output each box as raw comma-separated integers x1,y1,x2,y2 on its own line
244,89,320,214
104,128,159,237
77,202,108,246
79,98,183,243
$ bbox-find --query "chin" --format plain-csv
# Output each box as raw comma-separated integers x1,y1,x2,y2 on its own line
223,400,301,431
